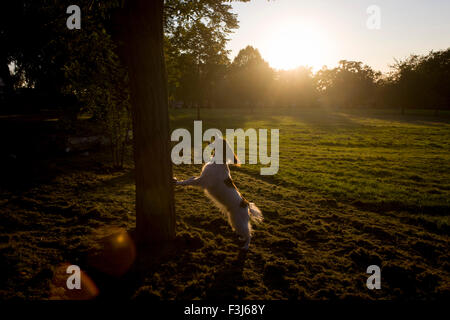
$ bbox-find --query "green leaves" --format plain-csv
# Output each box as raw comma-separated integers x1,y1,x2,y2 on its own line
164,1,239,105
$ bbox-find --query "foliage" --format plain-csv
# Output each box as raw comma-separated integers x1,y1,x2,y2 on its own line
62,13,131,168
164,0,244,107
273,67,317,107
1,1,130,167
391,49,450,112
315,60,380,108
227,46,273,108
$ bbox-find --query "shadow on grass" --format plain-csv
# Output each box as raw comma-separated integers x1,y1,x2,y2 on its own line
339,108,450,126
80,228,249,300
205,250,248,300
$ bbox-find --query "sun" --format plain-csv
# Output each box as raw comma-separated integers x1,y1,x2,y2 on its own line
262,21,327,71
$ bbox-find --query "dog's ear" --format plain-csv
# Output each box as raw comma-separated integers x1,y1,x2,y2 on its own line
223,138,240,166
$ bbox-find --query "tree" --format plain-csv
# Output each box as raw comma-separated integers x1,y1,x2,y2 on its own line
164,0,241,115
421,49,450,113
315,60,380,108
0,1,21,93
165,23,231,110
228,46,273,109
62,2,131,168
273,67,317,108
1,0,129,137
390,55,423,114
120,0,175,244
390,49,450,114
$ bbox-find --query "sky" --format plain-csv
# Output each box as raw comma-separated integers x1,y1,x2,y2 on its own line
226,0,450,73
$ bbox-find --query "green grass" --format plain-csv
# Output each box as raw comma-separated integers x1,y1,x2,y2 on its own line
170,107,450,227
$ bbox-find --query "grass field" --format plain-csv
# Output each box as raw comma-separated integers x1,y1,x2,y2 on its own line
171,107,450,230
0,107,449,300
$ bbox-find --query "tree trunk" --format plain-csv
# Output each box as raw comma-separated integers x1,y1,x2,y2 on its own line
123,0,175,244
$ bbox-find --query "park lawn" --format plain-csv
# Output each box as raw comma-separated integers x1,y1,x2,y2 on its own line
170,107,450,231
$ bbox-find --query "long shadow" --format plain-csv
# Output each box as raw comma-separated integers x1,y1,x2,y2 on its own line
80,169,135,195
339,108,450,126
284,107,361,128
204,250,248,300
282,107,450,129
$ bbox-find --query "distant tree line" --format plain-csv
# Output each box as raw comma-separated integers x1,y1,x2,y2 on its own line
167,44,450,113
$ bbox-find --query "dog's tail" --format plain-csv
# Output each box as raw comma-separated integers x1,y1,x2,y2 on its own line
248,202,263,224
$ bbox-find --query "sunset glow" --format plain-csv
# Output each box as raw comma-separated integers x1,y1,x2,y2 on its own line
262,21,328,71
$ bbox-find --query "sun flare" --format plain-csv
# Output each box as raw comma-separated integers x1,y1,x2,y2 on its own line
262,21,328,71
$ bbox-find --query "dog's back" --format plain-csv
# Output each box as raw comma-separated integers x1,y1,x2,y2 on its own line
201,163,246,225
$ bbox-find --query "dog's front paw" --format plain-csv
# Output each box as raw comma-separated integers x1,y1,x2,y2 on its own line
172,177,178,184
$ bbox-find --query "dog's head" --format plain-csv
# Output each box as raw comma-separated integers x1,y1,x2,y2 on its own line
212,134,240,166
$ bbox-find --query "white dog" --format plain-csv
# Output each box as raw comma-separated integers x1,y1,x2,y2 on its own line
174,136,263,250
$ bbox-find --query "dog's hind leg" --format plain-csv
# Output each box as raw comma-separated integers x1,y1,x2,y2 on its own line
237,222,251,250
241,235,251,251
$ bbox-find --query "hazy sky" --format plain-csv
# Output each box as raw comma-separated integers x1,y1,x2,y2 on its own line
227,0,450,72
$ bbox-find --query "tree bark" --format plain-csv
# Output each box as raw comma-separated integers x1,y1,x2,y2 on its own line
123,0,175,244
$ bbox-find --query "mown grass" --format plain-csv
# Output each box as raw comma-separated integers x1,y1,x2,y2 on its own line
170,107,450,229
